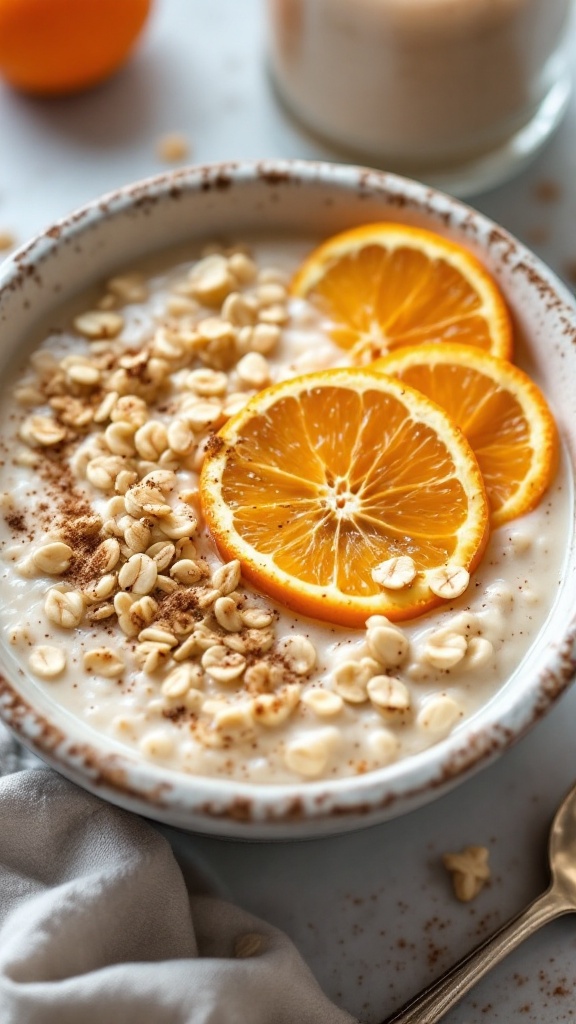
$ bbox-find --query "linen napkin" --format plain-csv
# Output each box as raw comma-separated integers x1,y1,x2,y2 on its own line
0,723,357,1024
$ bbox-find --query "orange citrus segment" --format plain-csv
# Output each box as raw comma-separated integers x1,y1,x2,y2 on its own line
374,343,559,527
0,0,152,96
291,223,513,361
200,368,490,627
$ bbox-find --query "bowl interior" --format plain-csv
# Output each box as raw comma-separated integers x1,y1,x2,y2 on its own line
1,160,575,839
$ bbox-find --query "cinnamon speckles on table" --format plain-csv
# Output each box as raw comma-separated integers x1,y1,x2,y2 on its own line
533,179,562,204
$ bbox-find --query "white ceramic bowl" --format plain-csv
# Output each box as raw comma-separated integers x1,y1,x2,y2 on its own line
0,160,575,839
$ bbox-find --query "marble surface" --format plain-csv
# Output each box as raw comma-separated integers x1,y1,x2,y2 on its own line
1,1,576,1020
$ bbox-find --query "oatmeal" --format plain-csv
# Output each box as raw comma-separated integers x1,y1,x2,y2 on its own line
0,238,570,783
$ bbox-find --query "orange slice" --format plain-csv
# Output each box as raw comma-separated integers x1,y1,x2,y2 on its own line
374,343,559,527
291,223,513,361
200,368,490,627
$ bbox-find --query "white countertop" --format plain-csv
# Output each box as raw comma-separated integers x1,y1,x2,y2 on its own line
2,1,576,1021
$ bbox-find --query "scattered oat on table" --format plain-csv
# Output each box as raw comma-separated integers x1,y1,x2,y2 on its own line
0,231,15,252
156,132,191,163
442,845,490,902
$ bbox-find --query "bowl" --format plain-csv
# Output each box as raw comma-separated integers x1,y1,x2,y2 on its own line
0,159,575,840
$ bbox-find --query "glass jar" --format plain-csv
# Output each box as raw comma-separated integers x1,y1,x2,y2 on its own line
266,0,574,195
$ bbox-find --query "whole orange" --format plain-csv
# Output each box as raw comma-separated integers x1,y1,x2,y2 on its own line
0,0,152,96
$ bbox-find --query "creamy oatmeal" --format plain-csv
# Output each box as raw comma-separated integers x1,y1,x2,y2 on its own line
0,238,570,783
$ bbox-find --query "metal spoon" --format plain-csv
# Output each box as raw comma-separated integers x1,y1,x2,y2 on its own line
384,780,576,1024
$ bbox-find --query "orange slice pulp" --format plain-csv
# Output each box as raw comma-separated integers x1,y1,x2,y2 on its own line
373,344,559,527
291,223,513,362
200,368,490,627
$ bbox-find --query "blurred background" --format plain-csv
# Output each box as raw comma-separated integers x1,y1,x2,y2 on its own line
2,2,576,1021
0,0,574,296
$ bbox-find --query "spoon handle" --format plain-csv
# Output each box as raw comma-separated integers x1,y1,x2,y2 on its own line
384,887,571,1024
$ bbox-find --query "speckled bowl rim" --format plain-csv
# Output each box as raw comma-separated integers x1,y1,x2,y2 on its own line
0,159,575,838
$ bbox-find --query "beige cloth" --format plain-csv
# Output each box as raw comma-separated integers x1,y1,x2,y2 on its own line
0,724,357,1024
